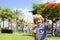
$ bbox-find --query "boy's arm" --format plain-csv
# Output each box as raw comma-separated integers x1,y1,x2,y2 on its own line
32,26,36,33
44,22,48,29
44,21,52,29
48,20,52,28
32,26,36,37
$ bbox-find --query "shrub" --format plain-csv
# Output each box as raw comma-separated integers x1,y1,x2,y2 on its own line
1,28,13,33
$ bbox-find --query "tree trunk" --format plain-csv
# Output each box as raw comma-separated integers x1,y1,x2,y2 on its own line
11,20,12,30
16,18,18,30
8,19,11,29
3,20,4,28
0,20,1,28
51,19,54,36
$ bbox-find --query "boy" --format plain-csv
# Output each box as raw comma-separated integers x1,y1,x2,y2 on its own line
33,14,49,40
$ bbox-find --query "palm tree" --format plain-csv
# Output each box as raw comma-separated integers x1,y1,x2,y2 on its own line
5,8,15,29
0,6,3,28
19,19,26,31
14,9,26,30
1,9,8,28
14,9,19,30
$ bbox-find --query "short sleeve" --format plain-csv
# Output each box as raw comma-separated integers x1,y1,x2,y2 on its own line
45,25,48,29
44,23,48,30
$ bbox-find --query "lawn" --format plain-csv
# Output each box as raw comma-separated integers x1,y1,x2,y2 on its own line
48,36,60,40
0,33,34,40
0,33,60,40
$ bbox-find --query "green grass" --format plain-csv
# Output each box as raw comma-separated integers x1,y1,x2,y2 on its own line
48,36,60,40
0,33,34,40
0,33,60,40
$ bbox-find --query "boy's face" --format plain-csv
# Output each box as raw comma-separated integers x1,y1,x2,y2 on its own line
35,18,42,26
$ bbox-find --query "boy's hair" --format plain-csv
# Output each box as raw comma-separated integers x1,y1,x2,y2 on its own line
33,14,44,24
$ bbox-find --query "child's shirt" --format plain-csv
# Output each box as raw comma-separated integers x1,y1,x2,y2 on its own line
35,24,48,40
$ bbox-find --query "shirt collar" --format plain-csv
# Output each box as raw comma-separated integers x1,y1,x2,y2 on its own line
39,24,42,26
37,24,42,27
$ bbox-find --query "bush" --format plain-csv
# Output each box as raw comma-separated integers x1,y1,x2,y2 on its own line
1,28,13,33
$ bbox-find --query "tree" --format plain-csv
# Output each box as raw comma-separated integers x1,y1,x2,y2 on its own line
42,3,60,36
19,19,26,31
5,8,15,29
14,9,19,30
1,9,8,28
32,4,45,15
0,6,15,29
32,3,60,36
0,6,3,28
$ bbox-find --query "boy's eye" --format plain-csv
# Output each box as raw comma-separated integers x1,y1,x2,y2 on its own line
36,19,42,21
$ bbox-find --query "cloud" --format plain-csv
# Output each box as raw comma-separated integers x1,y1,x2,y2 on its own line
34,0,40,1
42,0,48,3
34,0,47,3
42,0,56,3
54,0,60,3
13,8,33,22
22,9,33,22
34,0,57,3
17,8,23,11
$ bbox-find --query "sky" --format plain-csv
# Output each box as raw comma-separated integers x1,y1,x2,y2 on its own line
0,0,59,10
0,0,34,10
0,0,60,27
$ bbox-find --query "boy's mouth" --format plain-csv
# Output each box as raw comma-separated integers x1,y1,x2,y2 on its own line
37,22,41,24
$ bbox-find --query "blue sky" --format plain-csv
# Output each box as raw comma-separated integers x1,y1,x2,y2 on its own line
0,0,34,10
0,0,58,10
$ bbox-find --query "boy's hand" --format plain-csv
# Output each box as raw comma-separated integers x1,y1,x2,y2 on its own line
32,27,36,33
48,20,52,25
48,20,52,28
33,29,36,33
